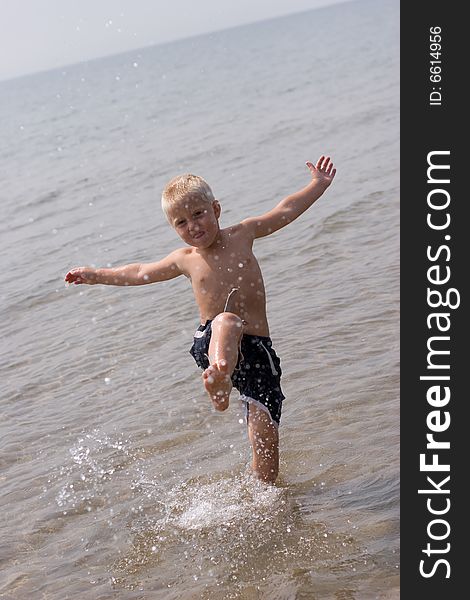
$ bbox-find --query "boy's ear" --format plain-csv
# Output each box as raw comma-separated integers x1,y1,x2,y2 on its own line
212,200,221,218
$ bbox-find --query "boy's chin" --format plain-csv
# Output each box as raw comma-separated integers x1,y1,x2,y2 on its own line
188,235,215,249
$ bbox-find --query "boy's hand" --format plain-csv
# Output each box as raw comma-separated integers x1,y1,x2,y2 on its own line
306,156,336,188
65,267,97,285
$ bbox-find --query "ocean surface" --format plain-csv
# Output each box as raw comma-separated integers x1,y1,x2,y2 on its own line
0,0,399,598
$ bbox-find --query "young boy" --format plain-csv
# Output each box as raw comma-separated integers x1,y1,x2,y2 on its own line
65,156,336,483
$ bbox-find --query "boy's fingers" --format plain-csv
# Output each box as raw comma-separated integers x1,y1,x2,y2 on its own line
309,156,335,176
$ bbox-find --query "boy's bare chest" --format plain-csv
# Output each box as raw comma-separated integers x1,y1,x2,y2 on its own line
191,248,259,284
183,239,267,327
186,245,264,301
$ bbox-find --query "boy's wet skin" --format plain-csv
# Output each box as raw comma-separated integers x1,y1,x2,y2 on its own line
167,203,271,337
166,201,270,409
64,156,336,483
201,312,244,411
203,360,231,410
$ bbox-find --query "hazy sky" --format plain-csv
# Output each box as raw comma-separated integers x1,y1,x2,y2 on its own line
0,0,347,81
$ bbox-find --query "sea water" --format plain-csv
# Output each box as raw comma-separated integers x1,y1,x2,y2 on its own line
0,0,399,597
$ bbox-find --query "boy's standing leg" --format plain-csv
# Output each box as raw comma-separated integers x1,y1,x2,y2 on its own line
247,405,279,483
202,311,280,484
203,312,243,411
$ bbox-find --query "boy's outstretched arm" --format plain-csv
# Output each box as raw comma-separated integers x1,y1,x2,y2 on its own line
65,249,184,286
241,156,336,239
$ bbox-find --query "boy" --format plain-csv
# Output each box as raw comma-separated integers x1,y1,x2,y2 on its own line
65,156,336,483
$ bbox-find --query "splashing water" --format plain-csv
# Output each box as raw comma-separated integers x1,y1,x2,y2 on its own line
112,470,366,594
45,429,371,596
169,474,284,531
52,428,137,514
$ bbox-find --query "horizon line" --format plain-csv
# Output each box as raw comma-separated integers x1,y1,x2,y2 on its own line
0,0,355,84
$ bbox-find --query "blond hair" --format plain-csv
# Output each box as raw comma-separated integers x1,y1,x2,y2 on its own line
161,174,215,220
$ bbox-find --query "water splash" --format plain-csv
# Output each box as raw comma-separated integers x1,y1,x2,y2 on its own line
45,429,371,596
111,469,366,594
168,473,284,531
52,428,136,514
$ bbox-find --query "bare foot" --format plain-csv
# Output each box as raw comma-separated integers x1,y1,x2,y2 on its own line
202,360,232,411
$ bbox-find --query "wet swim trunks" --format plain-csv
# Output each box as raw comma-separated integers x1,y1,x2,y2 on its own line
189,320,285,426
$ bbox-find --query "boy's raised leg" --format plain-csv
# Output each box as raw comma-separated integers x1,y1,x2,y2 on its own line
203,312,243,411
247,404,279,484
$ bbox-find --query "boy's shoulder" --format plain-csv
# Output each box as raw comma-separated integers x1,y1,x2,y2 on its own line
222,221,251,238
166,246,195,279
172,246,194,265
227,222,243,232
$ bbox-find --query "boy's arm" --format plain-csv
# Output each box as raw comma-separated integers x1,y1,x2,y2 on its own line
241,156,336,239
65,249,185,286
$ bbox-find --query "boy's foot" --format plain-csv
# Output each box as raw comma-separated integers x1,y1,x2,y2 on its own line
202,360,232,411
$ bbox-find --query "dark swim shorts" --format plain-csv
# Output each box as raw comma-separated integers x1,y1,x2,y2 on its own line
189,320,285,426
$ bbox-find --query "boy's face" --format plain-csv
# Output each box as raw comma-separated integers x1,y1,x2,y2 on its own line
167,197,221,249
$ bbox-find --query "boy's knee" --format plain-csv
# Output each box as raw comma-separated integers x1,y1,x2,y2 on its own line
212,312,243,331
